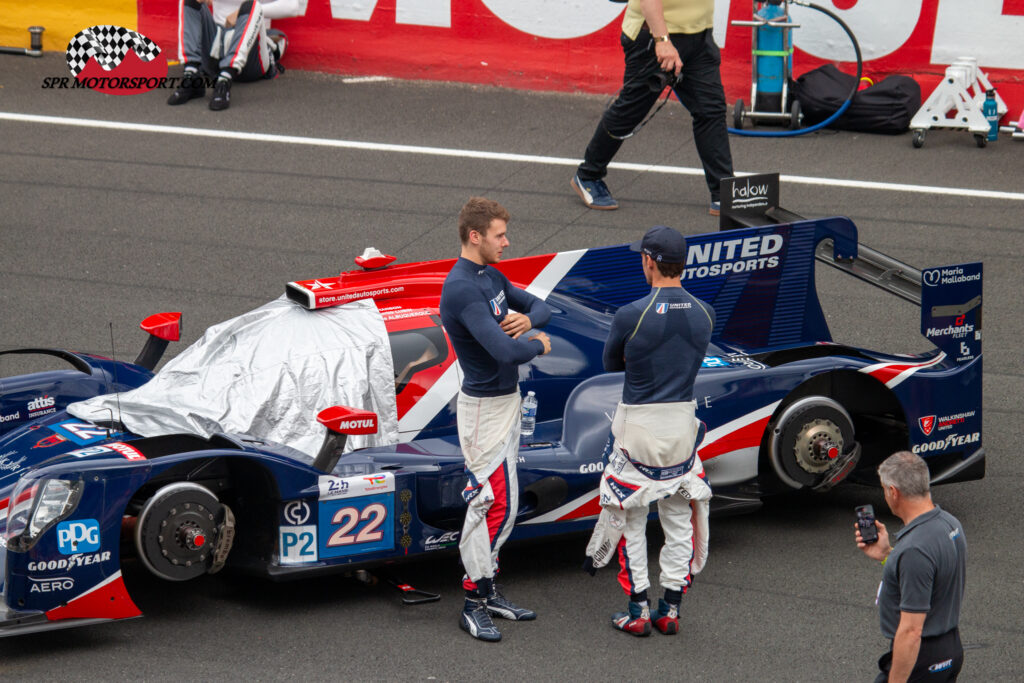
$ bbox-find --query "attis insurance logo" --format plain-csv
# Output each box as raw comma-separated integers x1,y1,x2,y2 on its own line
66,25,166,95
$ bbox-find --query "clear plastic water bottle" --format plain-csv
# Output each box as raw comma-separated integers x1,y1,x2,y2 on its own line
983,89,999,142
520,391,538,438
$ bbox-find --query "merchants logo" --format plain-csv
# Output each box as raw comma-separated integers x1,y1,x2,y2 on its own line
65,25,167,95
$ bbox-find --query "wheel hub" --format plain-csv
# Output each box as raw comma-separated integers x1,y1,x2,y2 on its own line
792,418,844,474
136,483,222,581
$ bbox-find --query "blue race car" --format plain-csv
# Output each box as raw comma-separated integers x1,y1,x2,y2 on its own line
0,216,982,637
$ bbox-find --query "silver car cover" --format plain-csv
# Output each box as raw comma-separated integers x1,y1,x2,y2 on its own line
69,296,399,458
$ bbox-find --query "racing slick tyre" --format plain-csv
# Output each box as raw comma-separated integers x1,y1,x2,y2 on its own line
135,482,234,581
768,396,856,490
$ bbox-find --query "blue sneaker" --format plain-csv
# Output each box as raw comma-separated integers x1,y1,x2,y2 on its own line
572,175,619,210
611,600,651,637
460,598,502,642
709,200,721,216
486,584,536,621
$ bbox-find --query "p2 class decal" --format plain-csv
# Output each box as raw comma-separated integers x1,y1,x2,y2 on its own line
279,525,318,564
317,492,395,559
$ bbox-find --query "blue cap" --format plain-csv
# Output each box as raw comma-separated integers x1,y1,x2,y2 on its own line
629,225,686,263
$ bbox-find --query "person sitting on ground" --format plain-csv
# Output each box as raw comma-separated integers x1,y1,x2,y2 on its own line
168,0,302,111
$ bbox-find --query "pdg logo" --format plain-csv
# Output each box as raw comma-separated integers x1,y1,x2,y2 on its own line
56,519,101,555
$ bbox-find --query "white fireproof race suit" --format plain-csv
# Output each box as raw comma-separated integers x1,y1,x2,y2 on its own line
585,400,711,595
456,390,522,591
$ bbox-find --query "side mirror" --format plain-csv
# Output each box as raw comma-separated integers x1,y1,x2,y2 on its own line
134,312,182,370
313,406,379,472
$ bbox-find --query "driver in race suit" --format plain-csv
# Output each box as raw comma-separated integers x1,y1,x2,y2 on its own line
439,197,552,642
584,224,715,636
168,0,302,111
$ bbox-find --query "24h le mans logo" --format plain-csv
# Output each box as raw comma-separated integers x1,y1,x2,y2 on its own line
65,25,167,95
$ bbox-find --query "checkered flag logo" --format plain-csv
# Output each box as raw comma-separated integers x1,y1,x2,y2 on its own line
66,25,161,78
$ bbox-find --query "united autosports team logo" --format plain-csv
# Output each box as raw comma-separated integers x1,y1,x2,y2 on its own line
919,415,935,436
64,25,167,95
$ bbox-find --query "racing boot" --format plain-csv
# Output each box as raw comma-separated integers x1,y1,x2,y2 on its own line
209,73,233,111
167,67,205,105
611,600,651,637
486,584,537,621
460,597,502,642
652,598,680,635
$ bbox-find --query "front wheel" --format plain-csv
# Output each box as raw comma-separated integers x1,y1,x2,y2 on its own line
768,396,857,490
135,482,234,581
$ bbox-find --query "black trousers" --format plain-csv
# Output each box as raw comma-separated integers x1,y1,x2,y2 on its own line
577,28,734,202
873,628,964,683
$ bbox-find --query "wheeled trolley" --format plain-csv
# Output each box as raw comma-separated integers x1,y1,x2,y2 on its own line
732,0,802,130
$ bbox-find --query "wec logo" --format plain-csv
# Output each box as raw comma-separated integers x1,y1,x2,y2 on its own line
56,519,101,555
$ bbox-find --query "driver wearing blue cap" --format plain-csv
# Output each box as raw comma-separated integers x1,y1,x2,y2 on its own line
584,225,716,637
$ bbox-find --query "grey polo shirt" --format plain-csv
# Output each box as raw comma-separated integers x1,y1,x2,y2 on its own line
878,505,967,639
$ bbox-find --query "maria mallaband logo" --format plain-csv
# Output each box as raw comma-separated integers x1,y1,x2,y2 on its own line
42,25,203,96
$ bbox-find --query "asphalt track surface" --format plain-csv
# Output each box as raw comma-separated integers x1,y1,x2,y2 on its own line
1,55,1023,681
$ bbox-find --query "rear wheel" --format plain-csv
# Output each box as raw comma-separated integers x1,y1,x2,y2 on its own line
733,99,745,130
135,482,234,581
768,397,856,489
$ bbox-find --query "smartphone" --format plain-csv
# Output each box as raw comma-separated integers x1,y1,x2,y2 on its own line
856,505,879,544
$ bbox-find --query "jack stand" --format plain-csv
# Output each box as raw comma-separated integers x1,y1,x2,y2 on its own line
0,26,44,57
1003,109,1024,140
354,569,441,605
910,57,1005,148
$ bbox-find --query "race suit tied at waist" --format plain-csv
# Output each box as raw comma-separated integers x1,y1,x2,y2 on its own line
611,400,699,468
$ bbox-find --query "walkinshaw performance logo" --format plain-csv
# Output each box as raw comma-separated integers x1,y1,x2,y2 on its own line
41,25,182,95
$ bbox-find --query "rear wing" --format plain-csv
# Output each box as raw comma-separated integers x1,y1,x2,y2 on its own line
716,173,982,361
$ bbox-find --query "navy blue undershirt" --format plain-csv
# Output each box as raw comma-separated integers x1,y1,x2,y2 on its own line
439,257,552,397
603,286,715,404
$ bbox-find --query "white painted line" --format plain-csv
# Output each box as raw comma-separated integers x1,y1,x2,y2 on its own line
341,76,392,83
3,111,1023,202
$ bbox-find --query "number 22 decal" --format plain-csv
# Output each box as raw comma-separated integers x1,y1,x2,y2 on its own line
327,503,387,546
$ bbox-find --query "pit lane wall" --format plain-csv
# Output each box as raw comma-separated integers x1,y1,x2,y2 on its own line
5,1,1023,120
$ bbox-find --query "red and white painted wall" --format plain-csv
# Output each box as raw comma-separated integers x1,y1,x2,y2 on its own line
4,1,1023,119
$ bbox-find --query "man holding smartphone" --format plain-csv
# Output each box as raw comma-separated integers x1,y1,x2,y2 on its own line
855,451,967,682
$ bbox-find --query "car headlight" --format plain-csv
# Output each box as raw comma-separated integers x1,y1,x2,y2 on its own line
5,478,83,552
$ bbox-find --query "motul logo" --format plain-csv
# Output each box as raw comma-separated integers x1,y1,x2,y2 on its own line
338,419,375,430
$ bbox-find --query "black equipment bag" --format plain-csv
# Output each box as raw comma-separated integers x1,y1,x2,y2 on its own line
794,64,921,134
